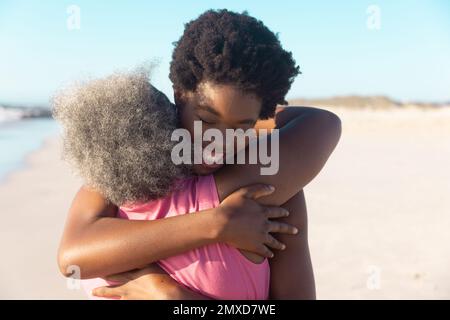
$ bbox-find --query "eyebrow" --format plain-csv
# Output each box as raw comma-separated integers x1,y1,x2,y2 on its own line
196,104,221,117
196,104,257,125
238,118,257,125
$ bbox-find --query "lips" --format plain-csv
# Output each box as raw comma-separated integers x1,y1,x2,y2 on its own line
198,150,223,171
202,151,224,165
201,162,224,170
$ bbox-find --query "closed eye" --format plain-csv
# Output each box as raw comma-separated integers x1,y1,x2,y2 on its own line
197,115,216,125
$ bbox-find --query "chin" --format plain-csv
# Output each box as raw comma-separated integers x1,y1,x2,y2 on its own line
193,164,223,176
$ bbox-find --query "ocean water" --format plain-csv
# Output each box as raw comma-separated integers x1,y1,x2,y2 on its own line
0,118,59,182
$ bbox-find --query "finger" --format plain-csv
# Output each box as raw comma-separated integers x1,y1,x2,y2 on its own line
264,206,289,219
92,285,123,298
255,245,274,259
264,234,286,251
267,221,299,235
238,184,275,199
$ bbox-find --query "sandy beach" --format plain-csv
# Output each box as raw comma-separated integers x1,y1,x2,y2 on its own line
0,137,85,299
307,107,450,299
1,108,449,299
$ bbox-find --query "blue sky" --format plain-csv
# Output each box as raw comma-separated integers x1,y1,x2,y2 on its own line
0,0,449,105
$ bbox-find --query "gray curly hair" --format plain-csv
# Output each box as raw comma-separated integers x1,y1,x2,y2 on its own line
52,68,188,205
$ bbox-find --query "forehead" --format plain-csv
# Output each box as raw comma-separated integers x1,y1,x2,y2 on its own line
195,82,262,121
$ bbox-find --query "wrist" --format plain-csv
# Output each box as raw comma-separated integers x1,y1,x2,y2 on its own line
206,207,229,243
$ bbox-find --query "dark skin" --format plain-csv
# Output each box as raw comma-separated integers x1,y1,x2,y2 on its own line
58,81,341,299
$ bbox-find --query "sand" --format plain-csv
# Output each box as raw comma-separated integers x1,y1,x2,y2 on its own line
307,107,450,299
1,107,449,299
0,137,85,299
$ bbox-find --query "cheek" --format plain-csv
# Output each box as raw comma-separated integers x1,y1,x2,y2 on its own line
178,106,194,131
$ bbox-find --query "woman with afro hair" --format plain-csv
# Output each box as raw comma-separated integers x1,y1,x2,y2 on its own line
57,9,341,299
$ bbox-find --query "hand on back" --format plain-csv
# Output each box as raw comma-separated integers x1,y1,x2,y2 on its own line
215,184,299,259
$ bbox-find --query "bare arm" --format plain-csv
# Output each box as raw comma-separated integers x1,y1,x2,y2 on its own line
269,190,315,299
58,187,220,279
253,108,318,299
215,106,341,204
211,106,338,299
58,184,293,279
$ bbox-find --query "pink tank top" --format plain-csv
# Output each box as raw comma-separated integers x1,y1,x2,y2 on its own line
82,175,270,300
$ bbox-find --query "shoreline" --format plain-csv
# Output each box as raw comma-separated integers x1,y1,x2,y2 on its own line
0,135,59,186
0,118,59,185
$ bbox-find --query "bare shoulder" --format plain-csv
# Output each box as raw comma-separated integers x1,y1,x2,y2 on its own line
71,185,118,218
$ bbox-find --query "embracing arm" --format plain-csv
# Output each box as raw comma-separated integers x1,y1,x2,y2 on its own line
212,106,339,300
215,106,341,204
90,193,315,301
253,107,321,299
269,190,315,299
58,184,293,279
58,187,220,279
